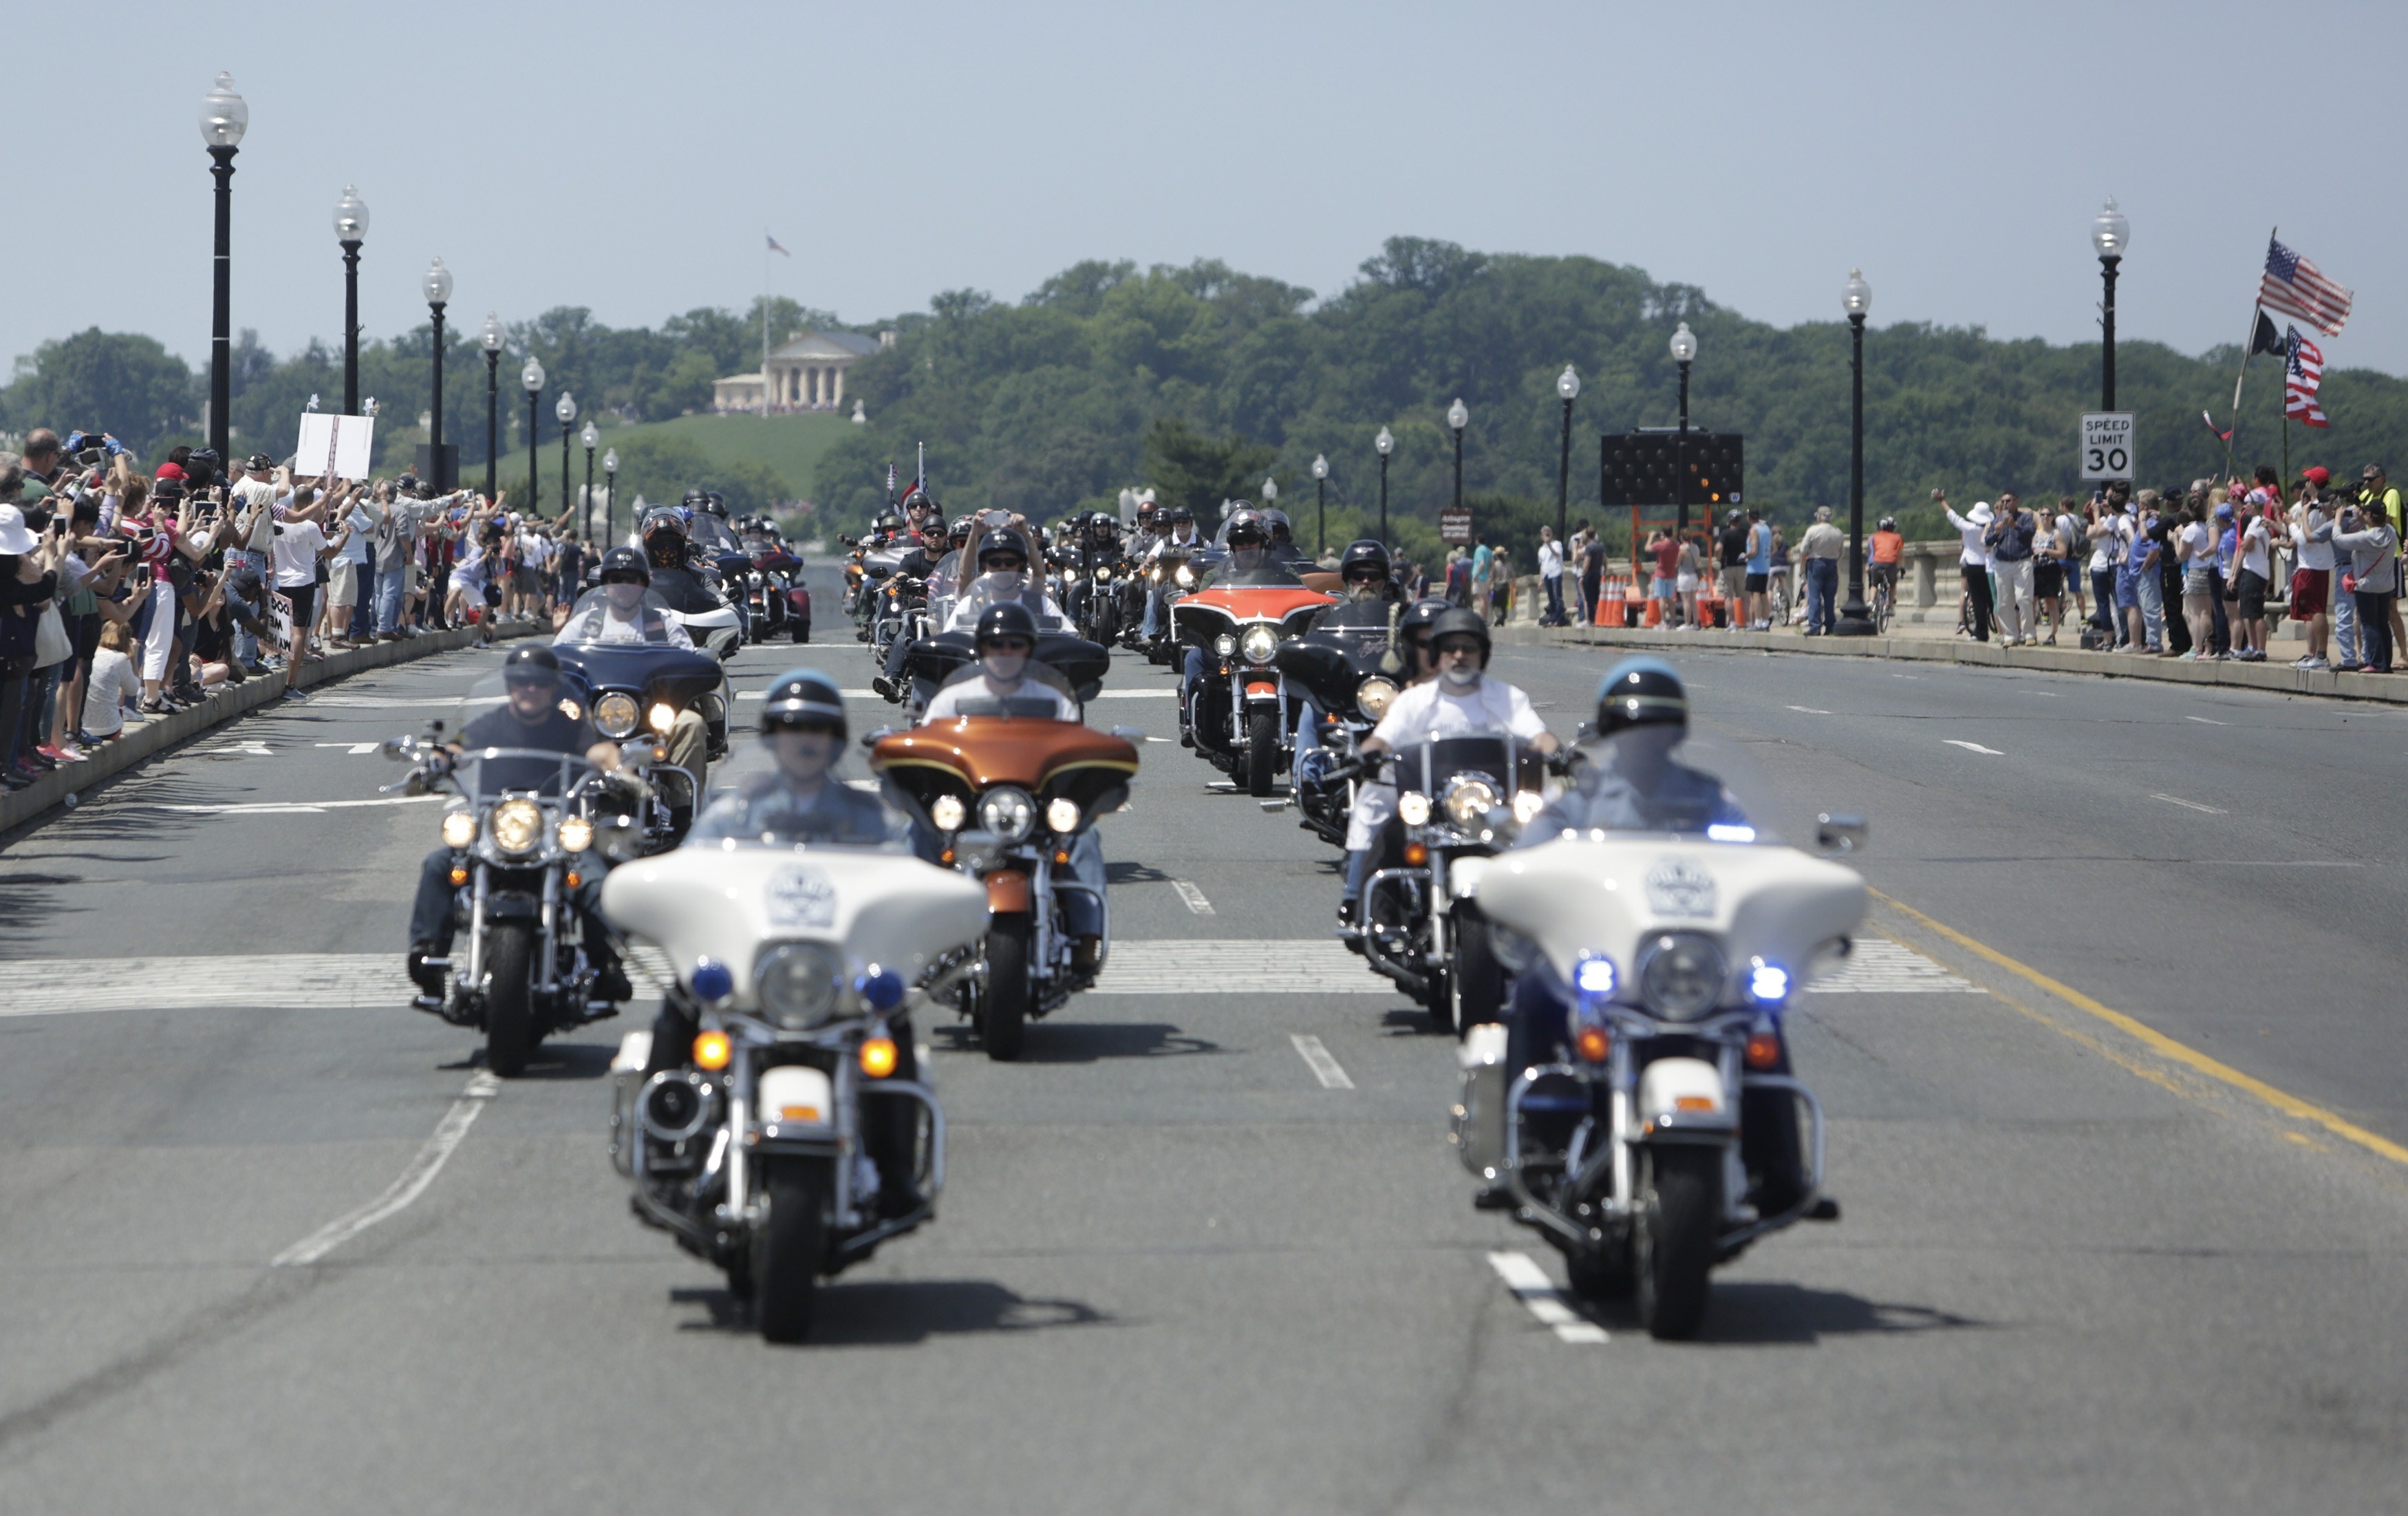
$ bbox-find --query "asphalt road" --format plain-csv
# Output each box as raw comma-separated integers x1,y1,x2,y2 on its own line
2,583,2405,1514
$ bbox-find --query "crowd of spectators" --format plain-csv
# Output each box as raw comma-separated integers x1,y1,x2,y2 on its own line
0,424,594,791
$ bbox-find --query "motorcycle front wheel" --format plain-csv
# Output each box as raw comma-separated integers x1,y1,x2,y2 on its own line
752,1156,830,1344
1245,709,1280,797
981,913,1034,1062
1448,904,1505,1036
1636,1146,1720,1340
484,922,537,1078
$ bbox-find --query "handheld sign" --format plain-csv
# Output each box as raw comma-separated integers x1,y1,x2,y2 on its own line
296,412,377,481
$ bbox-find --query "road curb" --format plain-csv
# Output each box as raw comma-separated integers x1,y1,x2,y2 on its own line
1494,623,2408,706
0,619,543,835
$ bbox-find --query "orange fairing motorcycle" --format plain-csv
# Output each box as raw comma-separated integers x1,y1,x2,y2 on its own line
870,714,1138,1060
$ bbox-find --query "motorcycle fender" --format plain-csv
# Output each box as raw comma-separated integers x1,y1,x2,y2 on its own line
757,1065,835,1132
1637,1057,1737,1139
1448,855,1490,901
986,870,1032,913
484,893,544,924
1244,681,1279,702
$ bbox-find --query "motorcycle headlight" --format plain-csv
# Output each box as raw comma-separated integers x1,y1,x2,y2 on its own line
648,702,676,734
491,798,544,856
594,692,640,738
978,786,1036,842
440,810,477,848
929,793,967,831
557,815,594,853
1355,676,1397,719
1443,777,1499,829
1512,789,1546,824
1397,791,1432,826
1637,933,1727,1021
1174,565,1195,589
753,941,843,1030
1064,568,1080,582
1214,633,1238,658
1240,625,1279,664
1045,796,1080,833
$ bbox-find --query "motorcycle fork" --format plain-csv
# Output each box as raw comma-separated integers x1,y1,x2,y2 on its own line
538,864,561,996
720,1043,751,1225
464,864,491,991
1032,853,1057,978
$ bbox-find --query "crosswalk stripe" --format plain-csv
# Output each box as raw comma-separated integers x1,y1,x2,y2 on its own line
0,937,1970,1016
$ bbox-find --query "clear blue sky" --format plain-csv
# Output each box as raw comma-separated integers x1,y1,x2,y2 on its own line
15,0,2402,379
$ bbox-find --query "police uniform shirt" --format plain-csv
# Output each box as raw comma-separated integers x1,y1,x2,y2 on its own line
1368,676,1547,750
1523,759,1745,840
689,771,921,853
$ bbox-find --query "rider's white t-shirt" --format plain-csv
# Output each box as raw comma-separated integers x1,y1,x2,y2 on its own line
1370,676,1547,749
921,674,1078,724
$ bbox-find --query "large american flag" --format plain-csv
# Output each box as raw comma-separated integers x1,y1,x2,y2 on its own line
2284,325,2330,429
2260,237,2353,336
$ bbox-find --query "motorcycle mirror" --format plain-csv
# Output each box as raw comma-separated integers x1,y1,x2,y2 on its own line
380,735,416,762
860,725,896,750
1108,726,1147,743
1815,813,1869,855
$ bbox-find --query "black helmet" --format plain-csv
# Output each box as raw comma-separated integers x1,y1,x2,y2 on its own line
1262,507,1293,540
761,669,848,737
701,493,729,518
502,643,563,685
975,529,1027,568
1165,504,1194,525
1337,539,1391,581
1397,596,1451,645
1428,607,1492,665
1225,507,1269,547
680,487,710,510
1596,656,1688,736
974,601,1039,647
599,546,649,584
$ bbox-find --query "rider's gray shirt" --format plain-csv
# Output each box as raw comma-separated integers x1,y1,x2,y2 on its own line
1520,758,1746,842
689,772,928,857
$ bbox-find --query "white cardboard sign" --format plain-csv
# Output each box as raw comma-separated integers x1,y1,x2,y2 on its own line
294,413,377,481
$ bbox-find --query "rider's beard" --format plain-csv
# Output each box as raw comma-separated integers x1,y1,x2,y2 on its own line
1439,663,1481,691
605,584,644,613
1347,580,1381,601
982,649,1029,683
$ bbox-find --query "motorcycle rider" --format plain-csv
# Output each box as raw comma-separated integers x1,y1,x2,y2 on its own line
1336,608,1558,926
918,601,1110,967
1309,539,1406,630
1140,504,1201,641
642,668,932,1215
1333,597,1468,933
639,506,722,617
555,546,711,796
1180,507,1301,717
941,527,1066,632
1262,508,1313,568
405,643,632,1007
1498,657,1801,1211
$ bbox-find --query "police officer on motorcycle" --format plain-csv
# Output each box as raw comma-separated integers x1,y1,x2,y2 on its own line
405,644,633,1007
1522,657,1745,838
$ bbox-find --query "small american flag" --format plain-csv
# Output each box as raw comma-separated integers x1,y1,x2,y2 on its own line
2260,237,2353,336
766,232,791,257
2284,325,2330,429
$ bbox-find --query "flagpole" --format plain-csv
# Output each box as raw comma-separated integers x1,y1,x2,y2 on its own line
761,240,771,420
2223,227,2281,479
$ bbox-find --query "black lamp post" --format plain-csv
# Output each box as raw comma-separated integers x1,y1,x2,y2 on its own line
199,74,247,460
1555,364,1580,542
1669,321,1697,536
2093,198,2128,409
603,448,618,546
1311,453,1328,556
1375,425,1394,548
581,421,598,543
481,314,504,499
422,257,451,487
555,392,577,520
333,184,367,415
522,356,546,506
1447,398,1469,516
1836,269,1878,637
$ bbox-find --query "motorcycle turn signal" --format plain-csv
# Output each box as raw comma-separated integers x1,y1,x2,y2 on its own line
859,1036,899,1078
693,1030,732,1071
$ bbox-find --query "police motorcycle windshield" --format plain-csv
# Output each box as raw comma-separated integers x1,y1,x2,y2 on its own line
555,586,690,647
1553,729,1784,846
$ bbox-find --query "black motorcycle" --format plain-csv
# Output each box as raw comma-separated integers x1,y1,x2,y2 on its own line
1273,624,1405,847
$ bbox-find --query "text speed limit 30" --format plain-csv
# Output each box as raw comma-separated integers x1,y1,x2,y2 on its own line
2081,412,2134,481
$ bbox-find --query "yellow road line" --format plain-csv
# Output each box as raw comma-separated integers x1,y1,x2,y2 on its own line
1869,888,2408,1168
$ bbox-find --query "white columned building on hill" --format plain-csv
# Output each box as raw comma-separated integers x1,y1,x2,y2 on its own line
713,329,892,414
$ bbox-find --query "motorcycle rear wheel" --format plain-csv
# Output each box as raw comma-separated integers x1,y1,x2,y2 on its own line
484,922,537,1078
1636,1146,1720,1340
982,914,1034,1062
752,1156,829,1344
1245,709,1280,797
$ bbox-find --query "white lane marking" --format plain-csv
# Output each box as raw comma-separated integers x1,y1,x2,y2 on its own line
1487,1251,1609,1344
272,1071,502,1266
1290,1034,1355,1089
1171,880,1215,915
2151,793,2228,815
202,742,275,758
2186,716,2228,726
314,741,384,754
1806,938,1984,995
130,795,443,815
1891,673,1922,680
1786,705,1831,715
1943,740,2004,755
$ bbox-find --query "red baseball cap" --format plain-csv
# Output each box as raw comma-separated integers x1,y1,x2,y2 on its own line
2302,466,2331,485
154,462,186,481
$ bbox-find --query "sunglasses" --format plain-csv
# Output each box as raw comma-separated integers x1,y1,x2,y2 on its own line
981,637,1035,653
601,573,646,586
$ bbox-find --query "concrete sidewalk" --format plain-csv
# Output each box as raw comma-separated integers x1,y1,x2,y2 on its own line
0,617,544,835
1498,617,2407,705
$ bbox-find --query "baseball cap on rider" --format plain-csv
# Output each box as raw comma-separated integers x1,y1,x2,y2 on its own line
502,643,563,686
760,669,848,736
1597,656,1687,735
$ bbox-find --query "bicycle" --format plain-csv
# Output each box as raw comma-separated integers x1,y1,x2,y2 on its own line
1765,570,1792,630
1870,565,1898,633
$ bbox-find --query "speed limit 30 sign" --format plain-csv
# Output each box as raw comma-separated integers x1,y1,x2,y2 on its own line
2081,412,2134,481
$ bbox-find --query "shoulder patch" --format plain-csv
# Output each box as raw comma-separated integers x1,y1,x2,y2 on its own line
557,698,583,720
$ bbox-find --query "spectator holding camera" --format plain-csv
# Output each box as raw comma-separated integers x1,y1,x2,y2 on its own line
1984,493,2039,645
2317,495,2398,672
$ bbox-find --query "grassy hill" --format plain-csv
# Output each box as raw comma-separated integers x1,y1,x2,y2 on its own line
585,411,854,499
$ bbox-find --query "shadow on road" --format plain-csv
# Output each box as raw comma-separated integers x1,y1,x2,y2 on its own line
931,1020,1223,1063
1104,861,1170,884
671,1278,1112,1345
436,1040,616,1080
1593,1283,1986,1346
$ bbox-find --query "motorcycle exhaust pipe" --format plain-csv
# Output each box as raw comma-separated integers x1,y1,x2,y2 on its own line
636,1069,714,1144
